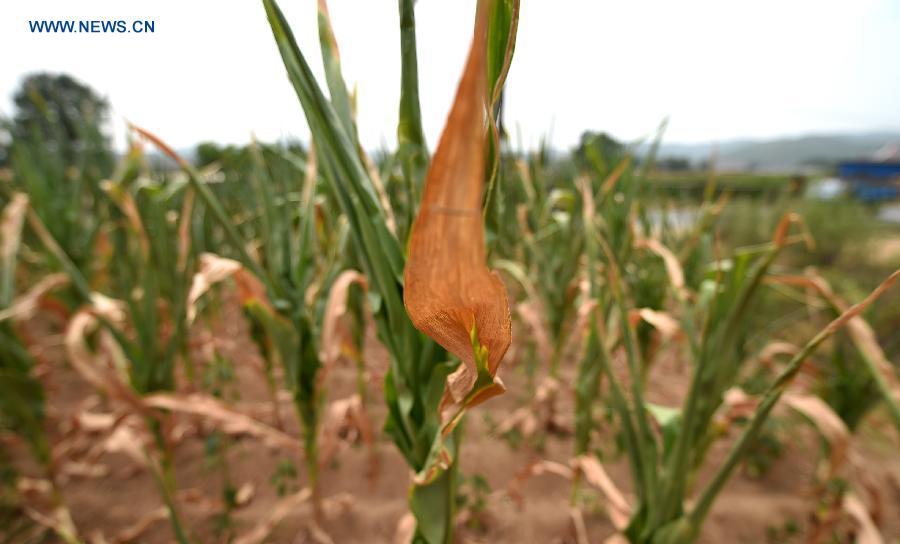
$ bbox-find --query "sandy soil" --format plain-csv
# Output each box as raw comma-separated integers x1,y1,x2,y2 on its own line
5,299,900,544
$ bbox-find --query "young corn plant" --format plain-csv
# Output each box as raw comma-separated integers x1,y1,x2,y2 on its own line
100,146,196,395
575,182,899,543
261,0,518,540
0,194,80,544
570,135,673,461
572,135,722,468
0,196,48,473
135,14,388,518
133,124,338,523
766,270,900,433
49,143,199,542
501,148,586,380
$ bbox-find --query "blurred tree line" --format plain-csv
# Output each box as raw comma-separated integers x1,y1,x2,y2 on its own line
1,73,112,172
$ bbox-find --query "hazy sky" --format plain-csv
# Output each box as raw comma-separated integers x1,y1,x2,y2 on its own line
1,0,899,151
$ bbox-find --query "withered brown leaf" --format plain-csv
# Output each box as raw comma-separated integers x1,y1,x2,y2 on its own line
403,0,511,405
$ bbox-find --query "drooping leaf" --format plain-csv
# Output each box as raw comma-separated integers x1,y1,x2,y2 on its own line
316,0,356,139
783,393,849,477
397,0,429,186
319,269,367,369
0,193,28,306
403,0,511,401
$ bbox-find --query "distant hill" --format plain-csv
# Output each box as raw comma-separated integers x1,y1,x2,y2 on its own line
653,131,900,171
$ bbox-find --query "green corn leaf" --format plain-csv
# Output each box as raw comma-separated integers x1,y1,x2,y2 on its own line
397,0,429,176
317,0,357,140
0,362,49,465
263,0,407,328
483,0,520,229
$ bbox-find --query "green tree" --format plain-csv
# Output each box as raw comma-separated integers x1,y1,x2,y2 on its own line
11,73,112,174
575,130,626,175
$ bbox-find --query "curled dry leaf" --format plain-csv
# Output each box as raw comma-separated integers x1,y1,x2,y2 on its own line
0,193,28,264
318,394,377,479
783,393,850,478
510,455,632,534
770,270,900,418
403,0,511,418
515,301,552,364
757,341,800,366
842,493,884,544
636,237,686,298
187,253,268,323
719,387,759,425
495,377,566,438
142,393,300,452
725,389,851,480
186,252,239,322
411,445,454,487
65,305,149,417
630,308,681,341
234,487,312,544
319,270,367,369
573,455,632,531
104,425,151,469
507,459,574,503
0,273,68,322
69,292,301,452
808,271,899,395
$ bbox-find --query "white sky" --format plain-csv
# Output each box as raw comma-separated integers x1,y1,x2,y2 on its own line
1,0,899,151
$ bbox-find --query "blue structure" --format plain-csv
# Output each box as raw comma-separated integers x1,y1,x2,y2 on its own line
837,161,900,202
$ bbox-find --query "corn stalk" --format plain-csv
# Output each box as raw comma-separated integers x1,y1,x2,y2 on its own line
261,0,518,541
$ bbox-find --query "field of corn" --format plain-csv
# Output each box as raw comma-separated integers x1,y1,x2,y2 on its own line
2,0,900,543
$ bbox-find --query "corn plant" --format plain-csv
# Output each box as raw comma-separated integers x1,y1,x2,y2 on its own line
501,146,587,379
571,138,722,465
261,0,518,540
101,146,197,395
541,136,668,459
0,194,79,543
43,143,199,542
134,125,334,525
767,270,900,433
574,174,899,542
0,196,47,469
132,9,391,519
